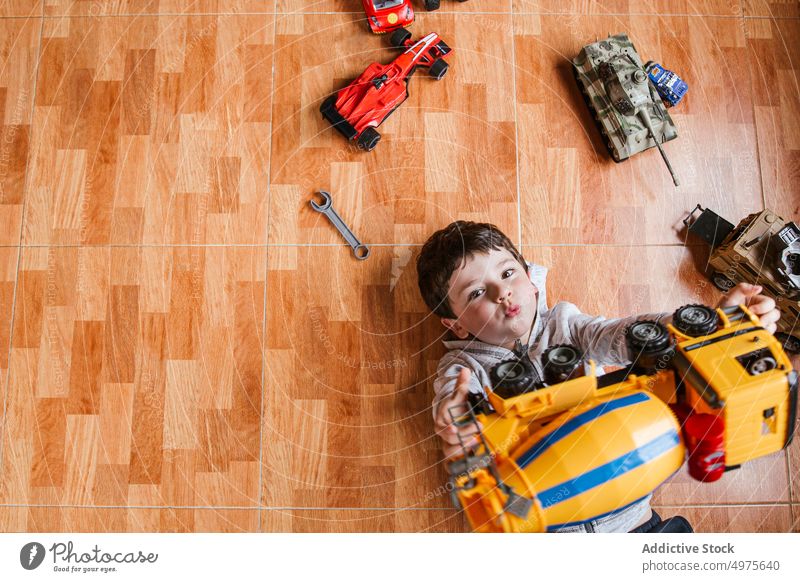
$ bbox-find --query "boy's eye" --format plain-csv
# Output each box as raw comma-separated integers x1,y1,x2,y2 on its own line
502,268,515,278
468,288,484,301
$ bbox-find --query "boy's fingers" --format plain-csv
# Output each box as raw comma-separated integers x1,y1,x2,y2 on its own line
434,369,474,428
440,432,462,446
748,296,776,315
434,413,459,434
456,421,482,437
443,436,480,460
759,309,780,326
758,312,780,335
440,429,475,447
435,370,483,454
437,420,482,444
444,443,468,460
435,421,467,443
435,400,468,430
438,420,483,448
452,369,473,400
443,444,459,459
721,283,762,307
436,410,451,432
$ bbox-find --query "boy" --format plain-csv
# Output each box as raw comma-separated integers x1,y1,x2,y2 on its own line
416,221,781,532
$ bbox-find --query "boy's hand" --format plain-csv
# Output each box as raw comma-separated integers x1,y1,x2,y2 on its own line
434,368,483,460
718,283,780,333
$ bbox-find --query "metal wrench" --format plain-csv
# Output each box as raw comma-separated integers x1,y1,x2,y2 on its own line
309,191,370,260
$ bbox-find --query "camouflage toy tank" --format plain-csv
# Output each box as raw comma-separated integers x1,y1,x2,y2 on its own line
684,204,800,353
573,33,680,186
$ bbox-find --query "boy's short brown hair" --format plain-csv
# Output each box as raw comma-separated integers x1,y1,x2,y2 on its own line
416,221,528,319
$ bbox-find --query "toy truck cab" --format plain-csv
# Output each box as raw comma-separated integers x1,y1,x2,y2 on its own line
670,305,798,467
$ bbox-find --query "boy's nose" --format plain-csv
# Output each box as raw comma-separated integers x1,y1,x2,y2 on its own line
494,287,512,303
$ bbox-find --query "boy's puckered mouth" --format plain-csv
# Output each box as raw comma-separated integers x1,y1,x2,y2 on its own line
505,304,521,318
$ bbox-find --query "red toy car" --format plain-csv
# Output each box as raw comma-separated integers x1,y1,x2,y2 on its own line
361,0,414,34
320,29,452,151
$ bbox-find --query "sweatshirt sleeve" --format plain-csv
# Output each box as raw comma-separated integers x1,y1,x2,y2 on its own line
562,304,672,368
432,351,488,421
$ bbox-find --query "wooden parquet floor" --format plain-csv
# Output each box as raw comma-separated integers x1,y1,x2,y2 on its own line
0,1,798,532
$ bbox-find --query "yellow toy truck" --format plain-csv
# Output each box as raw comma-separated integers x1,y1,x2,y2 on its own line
447,304,798,533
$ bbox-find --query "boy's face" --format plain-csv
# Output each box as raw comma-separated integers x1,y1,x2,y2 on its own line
441,248,538,350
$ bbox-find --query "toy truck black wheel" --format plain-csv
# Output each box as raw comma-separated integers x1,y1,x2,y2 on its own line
429,58,449,80
625,320,675,373
424,0,441,9
390,27,412,50
672,304,719,337
541,344,584,385
711,272,735,292
490,357,541,398
776,332,800,354
356,127,381,151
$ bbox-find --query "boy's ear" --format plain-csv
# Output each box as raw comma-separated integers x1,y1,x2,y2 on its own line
441,317,470,339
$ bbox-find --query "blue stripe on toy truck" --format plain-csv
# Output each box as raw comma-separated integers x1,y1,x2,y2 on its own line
516,392,651,469
538,429,682,509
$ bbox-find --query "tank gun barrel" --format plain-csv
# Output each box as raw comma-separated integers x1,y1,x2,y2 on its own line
638,108,679,187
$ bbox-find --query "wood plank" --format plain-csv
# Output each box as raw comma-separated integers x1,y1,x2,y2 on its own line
0,0,40,17
746,17,800,217
652,505,794,532
514,0,743,15
261,509,467,532
0,247,266,509
261,246,449,509
0,505,258,532
44,1,274,16
0,18,39,244
0,248,19,434
519,244,721,317
23,14,274,245
743,0,800,17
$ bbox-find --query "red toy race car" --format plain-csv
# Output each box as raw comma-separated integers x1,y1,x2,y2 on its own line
320,28,452,151
361,0,414,34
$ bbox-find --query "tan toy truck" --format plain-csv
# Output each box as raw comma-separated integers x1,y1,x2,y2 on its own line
684,205,800,353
